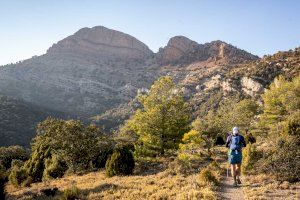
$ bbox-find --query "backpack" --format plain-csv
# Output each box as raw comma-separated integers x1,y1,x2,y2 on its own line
228,135,243,150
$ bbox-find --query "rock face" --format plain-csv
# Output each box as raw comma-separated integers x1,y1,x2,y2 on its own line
156,36,199,64
156,39,258,66
241,77,265,97
48,26,154,61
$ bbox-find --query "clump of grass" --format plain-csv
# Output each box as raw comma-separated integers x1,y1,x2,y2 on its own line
208,161,221,171
201,187,217,200
198,167,219,186
62,185,80,200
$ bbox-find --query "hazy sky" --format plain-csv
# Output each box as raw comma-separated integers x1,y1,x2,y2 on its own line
0,0,300,65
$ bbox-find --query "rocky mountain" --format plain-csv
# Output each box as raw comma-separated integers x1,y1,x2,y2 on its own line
1,25,298,146
156,37,258,66
0,26,157,118
47,26,154,61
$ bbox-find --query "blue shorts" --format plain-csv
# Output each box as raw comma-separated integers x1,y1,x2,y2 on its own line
228,150,242,164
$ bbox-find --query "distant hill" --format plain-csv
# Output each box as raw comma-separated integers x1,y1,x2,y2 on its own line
0,94,69,147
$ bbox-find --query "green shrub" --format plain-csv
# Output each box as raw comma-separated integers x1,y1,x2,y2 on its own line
11,159,24,168
8,165,28,186
62,185,80,200
0,145,29,169
242,144,262,174
93,145,113,169
34,118,102,173
283,111,300,136
198,167,219,186
43,154,68,180
105,145,135,177
261,136,300,182
23,143,52,183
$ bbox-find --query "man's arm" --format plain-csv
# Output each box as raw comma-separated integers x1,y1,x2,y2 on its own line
225,135,231,148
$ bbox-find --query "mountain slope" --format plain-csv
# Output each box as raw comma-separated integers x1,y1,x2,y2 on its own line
94,47,300,131
0,94,68,147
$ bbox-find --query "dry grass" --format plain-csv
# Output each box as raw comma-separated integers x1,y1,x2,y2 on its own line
5,157,219,200
7,146,298,199
242,173,300,200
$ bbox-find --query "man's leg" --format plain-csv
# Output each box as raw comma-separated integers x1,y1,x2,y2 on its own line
236,163,242,184
231,164,237,185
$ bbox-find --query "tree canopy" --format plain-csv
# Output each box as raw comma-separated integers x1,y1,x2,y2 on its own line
121,76,191,156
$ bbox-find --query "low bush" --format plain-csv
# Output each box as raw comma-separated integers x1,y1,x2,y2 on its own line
43,154,68,180
105,145,135,177
62,185,80,200
93,145,114,169
198,167,219,186
23,143,52,183
208,161,221,171
261,136,300,182
0,145,29,169
242,144,262,174
8,165,28,187
11,159,24,168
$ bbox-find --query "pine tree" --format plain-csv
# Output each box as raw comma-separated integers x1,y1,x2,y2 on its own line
123,76,191,156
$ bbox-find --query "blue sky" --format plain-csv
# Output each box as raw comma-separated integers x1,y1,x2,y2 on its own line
0,0,300,65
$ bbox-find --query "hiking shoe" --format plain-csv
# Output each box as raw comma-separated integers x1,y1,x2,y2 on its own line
237,178,242,184
233,181,238,187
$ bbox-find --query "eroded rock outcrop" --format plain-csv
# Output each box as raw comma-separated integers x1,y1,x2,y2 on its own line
156,36,199,64
241,77,265,97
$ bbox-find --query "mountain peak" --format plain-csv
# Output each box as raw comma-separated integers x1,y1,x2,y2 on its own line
156,37,258,65
47,26,153,61
156,36,199,64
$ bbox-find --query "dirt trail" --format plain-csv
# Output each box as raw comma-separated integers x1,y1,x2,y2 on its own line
219,176,245,200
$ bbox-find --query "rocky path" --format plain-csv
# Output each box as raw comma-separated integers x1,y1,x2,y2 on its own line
219,176,245,200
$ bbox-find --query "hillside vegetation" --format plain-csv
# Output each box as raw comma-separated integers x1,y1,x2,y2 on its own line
0,95,68,147
0,69,299,199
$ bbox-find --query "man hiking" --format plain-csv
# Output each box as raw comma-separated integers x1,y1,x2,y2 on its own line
225,127,246,187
